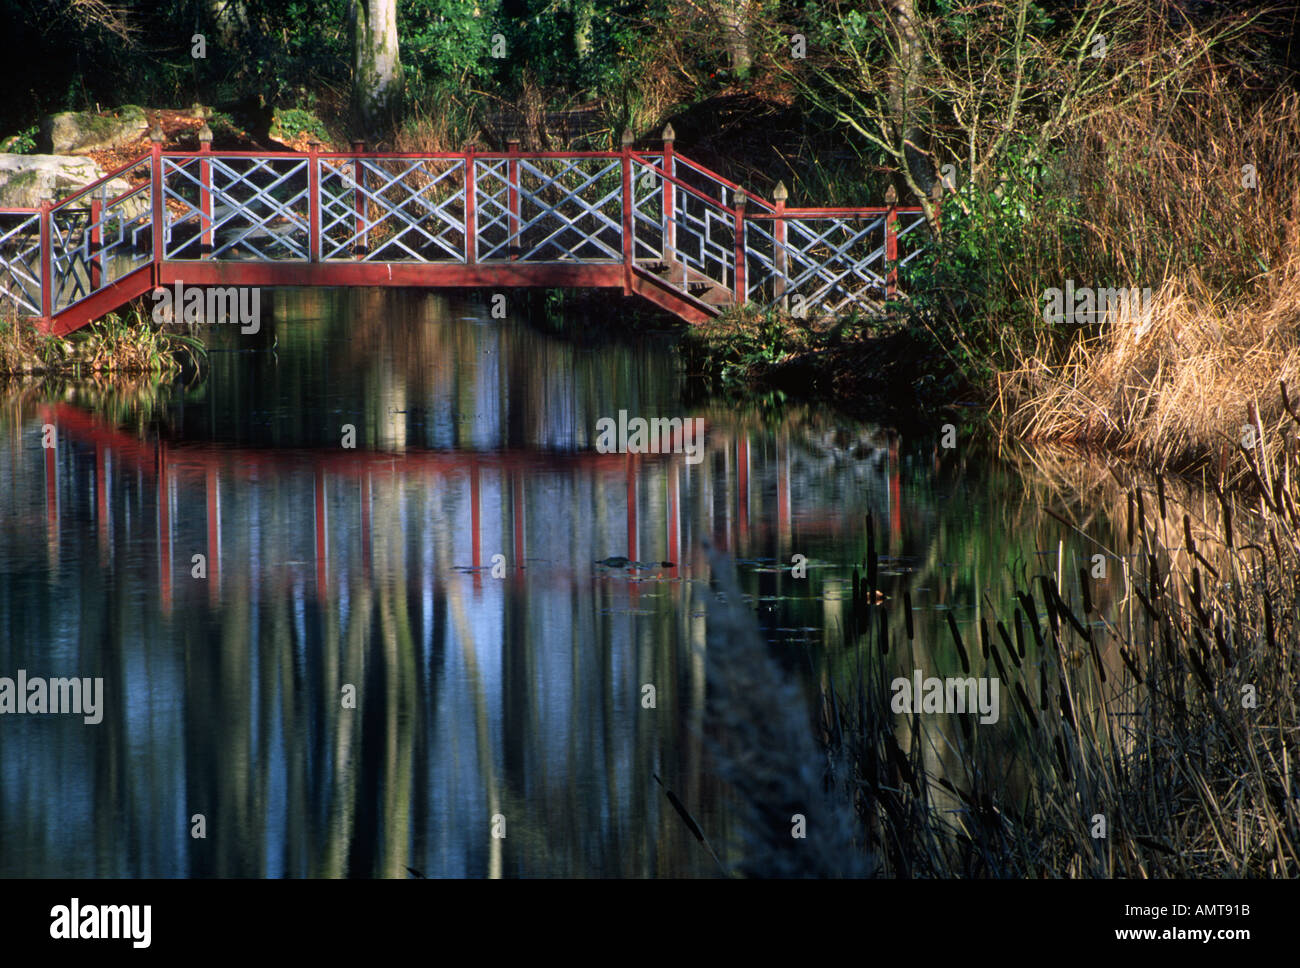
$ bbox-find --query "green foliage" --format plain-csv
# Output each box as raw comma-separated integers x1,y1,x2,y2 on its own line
500,0,664,94
272,107,329,143
0,125,38,154
400,0,502,86
892,148,1075,386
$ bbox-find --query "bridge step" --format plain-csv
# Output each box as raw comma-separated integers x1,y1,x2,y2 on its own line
636,259,734,307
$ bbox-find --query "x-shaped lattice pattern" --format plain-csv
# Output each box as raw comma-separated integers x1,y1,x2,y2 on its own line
0,214,41,316
164,156,309,260
475,157,623,262
744,216,883,312
894,213,929,269
320,158,465,261
49,208,91,311
746,214,926,314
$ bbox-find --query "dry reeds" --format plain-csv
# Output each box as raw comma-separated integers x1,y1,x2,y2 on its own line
1001,270,1300,486
854,406,1300,876
999,83,1300,485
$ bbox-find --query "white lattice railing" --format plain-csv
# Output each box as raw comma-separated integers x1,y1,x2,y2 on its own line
745,209,930,316
0,211,42,316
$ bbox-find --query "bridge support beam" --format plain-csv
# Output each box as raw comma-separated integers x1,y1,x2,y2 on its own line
507,140,520,261
662,125,676,268
199,125,214,255
733,190,747,307
885,185,898,298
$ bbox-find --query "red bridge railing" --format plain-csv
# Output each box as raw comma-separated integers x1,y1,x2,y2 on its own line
0,126,929,334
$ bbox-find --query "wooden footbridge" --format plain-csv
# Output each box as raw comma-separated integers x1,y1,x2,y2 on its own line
0,127,928,335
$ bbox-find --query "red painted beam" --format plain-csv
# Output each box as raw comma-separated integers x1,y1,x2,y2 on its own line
39,402,660,483
155,261,626,290
47,264,157,336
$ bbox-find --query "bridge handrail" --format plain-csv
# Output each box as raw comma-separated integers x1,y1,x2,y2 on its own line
746,206,926,218
666,153,777,213
48,153,152,212
629,152,747,215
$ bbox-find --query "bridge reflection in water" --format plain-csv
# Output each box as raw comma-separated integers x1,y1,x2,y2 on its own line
1,294,919,877
34,396,904,605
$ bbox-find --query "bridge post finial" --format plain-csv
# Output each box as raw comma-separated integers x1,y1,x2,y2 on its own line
661,123,675,144
885,184,897,206
621,128,635,148
149,124,165,144
198,123,213,149
772,181,788,203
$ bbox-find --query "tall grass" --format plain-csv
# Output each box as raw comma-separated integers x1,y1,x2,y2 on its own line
0,307,204,377
992,80,1300,482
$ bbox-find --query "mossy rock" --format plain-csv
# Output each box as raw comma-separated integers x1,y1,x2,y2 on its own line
0,154,136,211
40,105,149,154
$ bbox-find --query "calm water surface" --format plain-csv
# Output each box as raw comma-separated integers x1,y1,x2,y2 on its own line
0,289,1124,876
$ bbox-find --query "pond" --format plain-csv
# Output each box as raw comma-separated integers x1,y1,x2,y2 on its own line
0,288,1127,877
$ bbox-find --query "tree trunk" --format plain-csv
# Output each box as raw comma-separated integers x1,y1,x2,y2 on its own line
572,0,594,62
714,0,753,77
350,0,403,138
205,0,248,48
886,0,933,197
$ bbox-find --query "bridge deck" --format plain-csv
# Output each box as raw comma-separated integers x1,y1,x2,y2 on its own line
1,138,929,335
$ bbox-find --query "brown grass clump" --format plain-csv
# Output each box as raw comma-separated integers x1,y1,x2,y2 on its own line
998,84,1300,486
1001,267,1300,486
